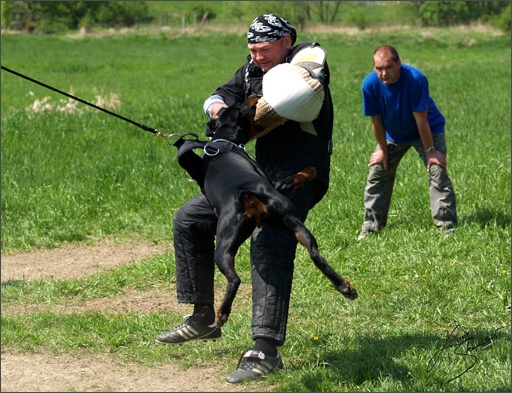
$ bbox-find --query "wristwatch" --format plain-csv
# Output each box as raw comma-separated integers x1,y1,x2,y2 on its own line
425,146,435,153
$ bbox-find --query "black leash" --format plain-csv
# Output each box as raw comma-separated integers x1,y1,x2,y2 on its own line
2,65,212,185
1,65,163,136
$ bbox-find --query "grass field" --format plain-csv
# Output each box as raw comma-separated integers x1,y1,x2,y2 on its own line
1,25,510,392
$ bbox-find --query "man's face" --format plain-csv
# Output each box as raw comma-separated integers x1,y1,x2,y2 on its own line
373,50,401,85
248,35,292,73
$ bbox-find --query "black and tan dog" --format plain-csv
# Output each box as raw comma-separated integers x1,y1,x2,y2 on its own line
178,101,358,328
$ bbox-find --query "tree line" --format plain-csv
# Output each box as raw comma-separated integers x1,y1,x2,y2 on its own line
1,1,510,34
1,1,151,32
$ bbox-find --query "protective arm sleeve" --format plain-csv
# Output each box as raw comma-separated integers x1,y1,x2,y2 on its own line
290,45,327,84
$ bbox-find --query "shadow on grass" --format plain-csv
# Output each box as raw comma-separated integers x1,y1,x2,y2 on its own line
289,333,435,391
285,329,510,392
463,209,510,229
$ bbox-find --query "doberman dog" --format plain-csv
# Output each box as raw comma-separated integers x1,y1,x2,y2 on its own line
182,100,358,328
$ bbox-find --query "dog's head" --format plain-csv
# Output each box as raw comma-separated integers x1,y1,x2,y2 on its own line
206,97,265,144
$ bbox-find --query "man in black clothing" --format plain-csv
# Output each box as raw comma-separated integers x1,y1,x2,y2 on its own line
156,14,334,384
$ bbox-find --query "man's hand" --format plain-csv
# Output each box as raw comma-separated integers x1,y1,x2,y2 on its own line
426,150,447,171
368,149,388,170
211,102,229,119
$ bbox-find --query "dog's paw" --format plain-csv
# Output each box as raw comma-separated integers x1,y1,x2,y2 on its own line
214,313,229,328
273,177,296,194
338,281,358,300
273,166,317,194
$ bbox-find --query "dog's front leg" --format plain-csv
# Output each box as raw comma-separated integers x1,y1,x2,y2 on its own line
273,166,317,195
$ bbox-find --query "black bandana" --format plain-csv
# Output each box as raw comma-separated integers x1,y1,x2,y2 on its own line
247,14,297,45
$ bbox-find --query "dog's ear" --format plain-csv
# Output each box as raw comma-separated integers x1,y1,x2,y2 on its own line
205,118,217,137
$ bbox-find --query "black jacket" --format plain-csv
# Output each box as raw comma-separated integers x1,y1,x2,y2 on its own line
210,41,334,205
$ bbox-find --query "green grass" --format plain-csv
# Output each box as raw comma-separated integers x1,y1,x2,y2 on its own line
1,26,510,392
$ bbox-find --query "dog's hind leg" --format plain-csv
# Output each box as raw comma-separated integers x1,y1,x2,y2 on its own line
213,213,256,328
293,221,358,300
248,187,358,300
267,203,358,300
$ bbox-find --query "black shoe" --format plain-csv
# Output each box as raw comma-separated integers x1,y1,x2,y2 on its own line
226,350,284,384
156,314,221,344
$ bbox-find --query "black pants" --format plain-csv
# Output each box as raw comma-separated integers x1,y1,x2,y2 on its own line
173,177,317,346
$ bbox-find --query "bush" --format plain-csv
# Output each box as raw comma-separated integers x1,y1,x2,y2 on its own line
346,8,368,30
492,3,511,33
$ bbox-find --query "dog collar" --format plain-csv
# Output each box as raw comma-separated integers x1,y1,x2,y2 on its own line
204,139,245,157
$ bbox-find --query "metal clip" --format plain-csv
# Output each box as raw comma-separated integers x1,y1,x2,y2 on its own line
204,143,221,157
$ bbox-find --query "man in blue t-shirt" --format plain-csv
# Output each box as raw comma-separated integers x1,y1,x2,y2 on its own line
358,45,457,239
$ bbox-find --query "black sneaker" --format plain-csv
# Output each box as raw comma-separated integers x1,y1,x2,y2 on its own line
226,350,284,384
156,314,221,344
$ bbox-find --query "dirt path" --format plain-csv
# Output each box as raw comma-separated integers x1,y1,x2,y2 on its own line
1,353,251,392
1,236,168,282
1,239,257,392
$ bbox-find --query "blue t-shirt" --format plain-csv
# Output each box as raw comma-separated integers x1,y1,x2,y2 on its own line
362,64,445,143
